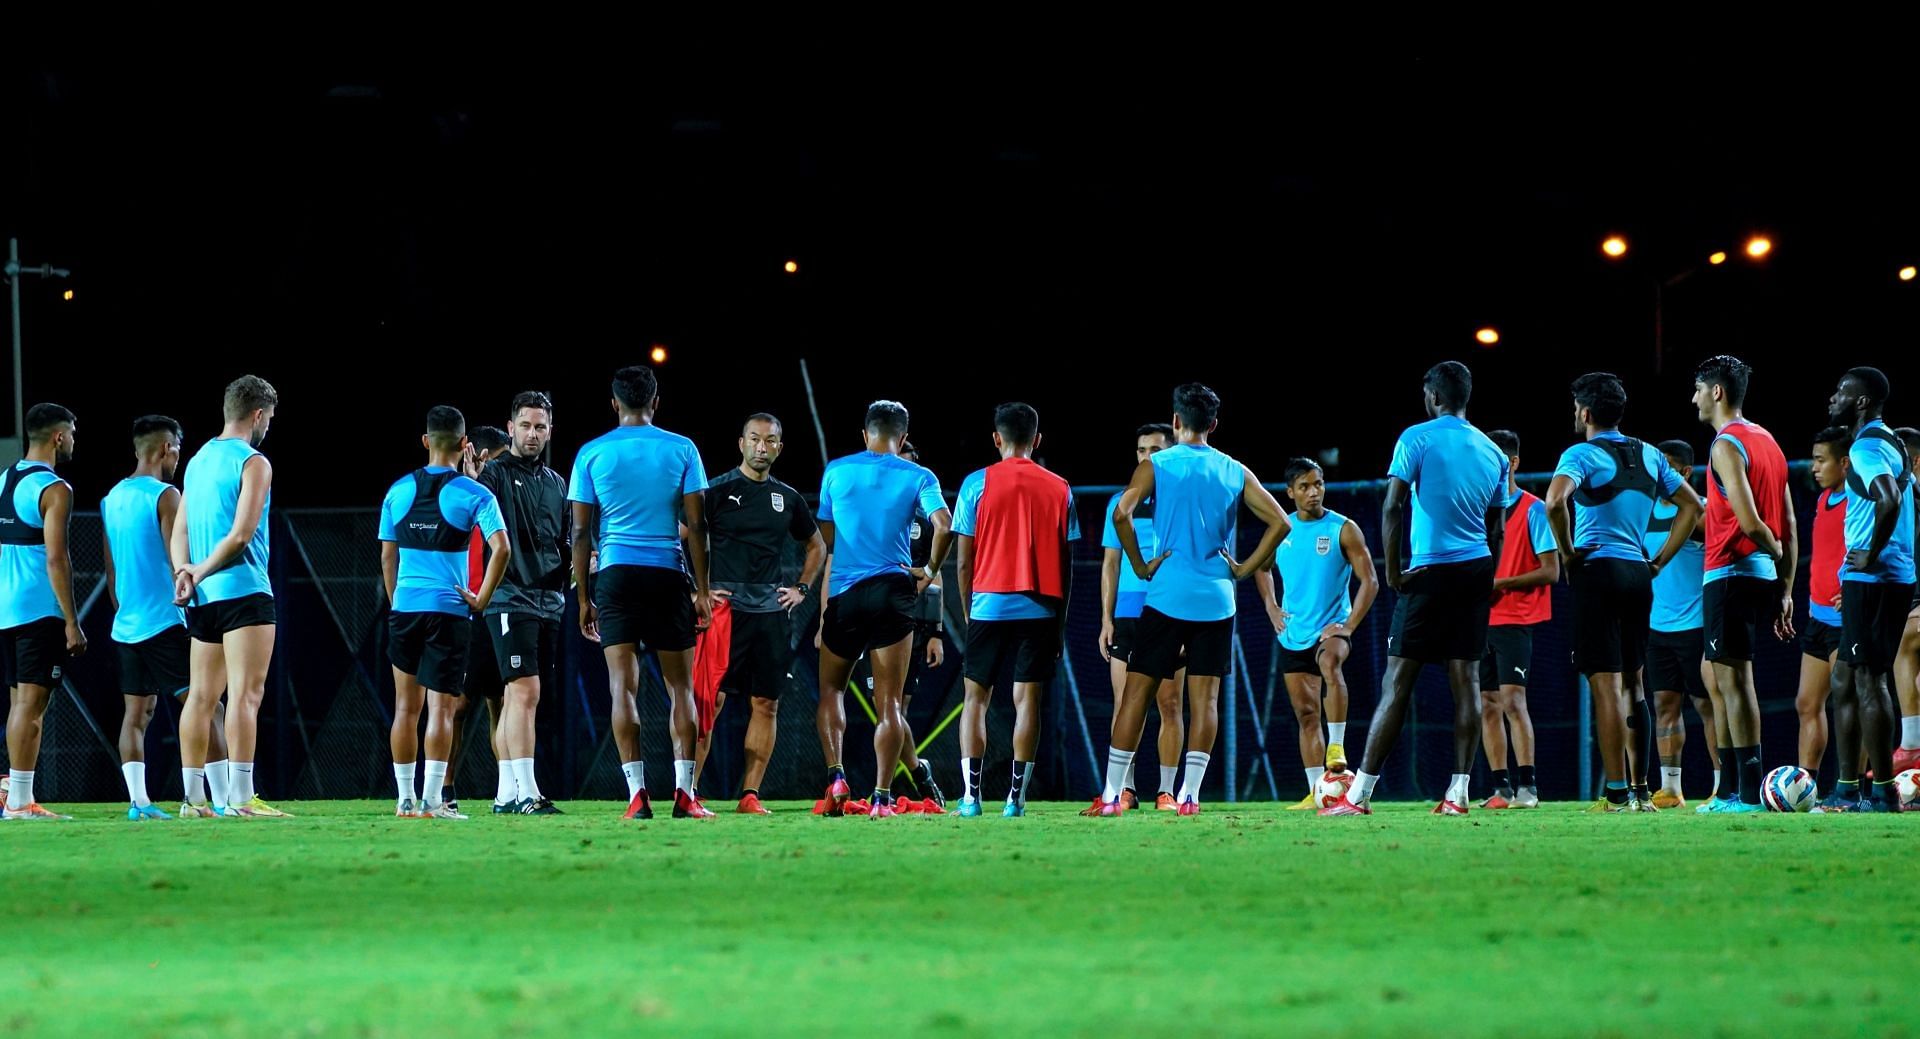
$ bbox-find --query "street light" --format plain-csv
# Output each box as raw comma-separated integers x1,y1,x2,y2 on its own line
1708,251,1728,266
1900,266,1916,283
4,239,71,463
650,345,668,364
1602,236,1628,259
1745,236,1773,260
1475,327,1500,346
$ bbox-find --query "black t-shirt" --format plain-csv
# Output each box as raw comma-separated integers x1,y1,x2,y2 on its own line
706,469,817,613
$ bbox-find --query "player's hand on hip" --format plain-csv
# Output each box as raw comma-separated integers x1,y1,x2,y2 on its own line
1134,551,1170,581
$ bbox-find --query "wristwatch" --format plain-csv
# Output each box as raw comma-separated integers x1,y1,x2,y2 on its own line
795,582,812,597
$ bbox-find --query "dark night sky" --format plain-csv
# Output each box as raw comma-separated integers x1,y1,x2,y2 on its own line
8,53,1919,506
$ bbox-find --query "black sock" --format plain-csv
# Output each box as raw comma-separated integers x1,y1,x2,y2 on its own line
1876,780,1902,808
1606,783,1629,805
741,788,758,799
912,760,934,786
1837,778,1861,799
1490,768,1511,793
1717,748,1736,799
828,763,845,785
1634,698,1655,787
1736,745,1762,804
872,788,890,806
1516,765,1536,789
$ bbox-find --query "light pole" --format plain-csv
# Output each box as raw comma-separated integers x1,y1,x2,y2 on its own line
3,238,72,465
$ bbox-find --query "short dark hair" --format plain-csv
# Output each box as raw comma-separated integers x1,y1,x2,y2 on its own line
1424,361,1472,410
865,400,909,438
1571,372,1628,428
1136,422,1174,444
25,403,75,443
510,390,553,421
425,405,466,451
994,402,1040,446
1172,383,1220,431
1847,366,1892,410
743,412,782,435
1813,425,1854,455
1282,457,1323,486
611,366,658,411
1487,429,1521,458
223,375,278,422
469,425,509,453
1694,355,1751,410
131,414,182,446
1656,439,1695,467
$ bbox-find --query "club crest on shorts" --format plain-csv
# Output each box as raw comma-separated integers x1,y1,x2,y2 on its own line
1315,536,1331,556
510,655,523,668
50,666,62,681
771,492,785,513
910,522,922,541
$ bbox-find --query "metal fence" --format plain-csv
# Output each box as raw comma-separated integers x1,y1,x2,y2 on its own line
12,468,1826,806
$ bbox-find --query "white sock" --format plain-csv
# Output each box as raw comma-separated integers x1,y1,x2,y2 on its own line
6,769,33,809
423,761,448,808
496,761,517,805
182,767,207,806
1351,770,1380,804
122,762,151,807
1178,751,1210,803
1327,722,1347,745
621,761,645,800
1445,773,1471,806
230,761,256,804
1123,758,1138,791
1903,715,1920,750
1158,765,1179,795
1103,747,1134,802
1009,761,1034,807
206,760,232,807
510,758,541,802
673,759,696,796
961,757,980,799
1306,766,1326,792
394,762,417,805
1661,766,1684,794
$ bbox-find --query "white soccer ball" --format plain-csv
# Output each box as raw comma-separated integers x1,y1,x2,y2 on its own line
1895,769,1920,807
1315,771,1354,809
1760,766,1816,812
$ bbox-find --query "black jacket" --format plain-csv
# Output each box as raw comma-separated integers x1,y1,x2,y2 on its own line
478,450,570,620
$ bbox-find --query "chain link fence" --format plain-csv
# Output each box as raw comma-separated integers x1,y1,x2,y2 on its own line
11,467,1824,806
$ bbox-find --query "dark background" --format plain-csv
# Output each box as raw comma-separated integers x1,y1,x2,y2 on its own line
8,55,1919,500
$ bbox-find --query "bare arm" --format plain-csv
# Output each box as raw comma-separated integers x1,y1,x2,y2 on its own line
102,527,119,614
1774,480,1798,640
1112,460,1163,579
1710,438,1784,560
41,483,85,655
381,542,399,603
571,501,599,641
1545,475,1577,562
1226,466,1290,579
1382,477,1410,589
1337,519,1380,636
919,508,954,593
1254,567,1286,633
1496,551,1559,592
462,531,513,614
955,533,975,626
1849,472,1903,573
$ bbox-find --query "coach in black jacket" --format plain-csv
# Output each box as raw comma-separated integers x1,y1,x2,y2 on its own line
473,391,570,814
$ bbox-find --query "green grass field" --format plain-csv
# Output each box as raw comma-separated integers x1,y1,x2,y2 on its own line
3,800,1915,1038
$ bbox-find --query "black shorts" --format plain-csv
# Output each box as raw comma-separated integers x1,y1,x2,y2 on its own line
1801,618,1842,662
2,617,68,688
1108,616,1141,663
722,609,793,700
488,612,561,684
1569,557,1652,677
187,592,275,643
1840,581,1915,673
1479,624,1535,689
464,615,503,696
1702,575,1776,663
593,565,695,652
821,572,918,660
1646,628,1708,698
388,611,471,693
117,626,190,698
1388,557,1495,663
964,617,1062,685
1127,607,1232,681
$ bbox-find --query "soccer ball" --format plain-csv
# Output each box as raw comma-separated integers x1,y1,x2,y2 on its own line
1760,766,1816,812
1895,769,1920,807
1315,771,1354,809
